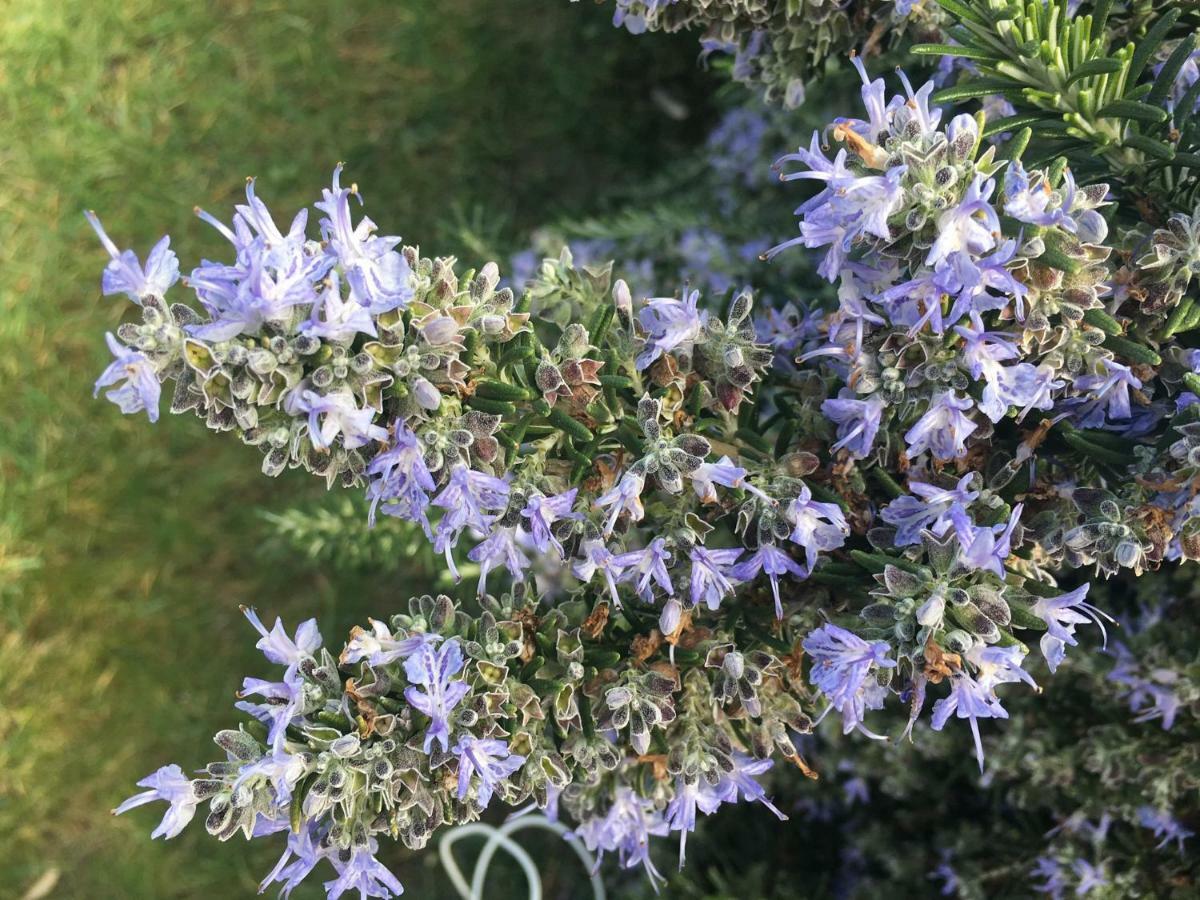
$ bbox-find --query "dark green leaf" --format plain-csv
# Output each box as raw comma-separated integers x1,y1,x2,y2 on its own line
932,79,1022,103
1096,100,1169,124
1128,8,1181,84
1121,132,1176,160
1171,152,1200,170
995,126,1033,162
1065,57,1125,85
1037,247,1080,274
983,114,1048,139
935,0,991,27
1061,430,1130,466
1148,33,1197,108
911,43,1002,62
1102,334,1162,366
1082,308,1123,336
547,407,593,443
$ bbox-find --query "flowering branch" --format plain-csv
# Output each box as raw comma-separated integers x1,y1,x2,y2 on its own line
90,23,1200,894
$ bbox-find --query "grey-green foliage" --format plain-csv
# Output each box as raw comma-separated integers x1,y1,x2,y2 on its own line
613,565,1199,899
917,0,1200,211
590,0,948,106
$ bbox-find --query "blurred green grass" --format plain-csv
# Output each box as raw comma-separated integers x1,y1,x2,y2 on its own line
0,2,711,896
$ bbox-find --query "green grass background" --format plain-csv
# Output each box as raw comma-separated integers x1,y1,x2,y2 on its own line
0,2,712,896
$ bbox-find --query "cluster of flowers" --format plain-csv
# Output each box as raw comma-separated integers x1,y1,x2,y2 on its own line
642,570,1194,899
572,0,945,107
90,169,833,894
89,52,1200,898
754,59,1200,764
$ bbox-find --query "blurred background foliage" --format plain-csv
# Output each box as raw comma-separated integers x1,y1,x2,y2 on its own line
0,1,716,896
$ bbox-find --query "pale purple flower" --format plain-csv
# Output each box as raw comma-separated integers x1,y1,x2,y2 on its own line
1071,359,1142,428
595,470,646,535
845,56,891,143
1031,584,1112,672
234,746,306,805
521,488,580,556
259,822,328,899
830,277,888,362
636,289,706,370
1107,643,1182,729
303,271,377,343
696,753,786,825
187,247,323,341
244,607,322,670
904,391,977,460
1137,806,1194,853
1004,160,1072,229
365,422,436,529
779,169,906,271
1072,860,1108,895
113,764,198,839
687,546,743,610
932,644,1036,770
1128,679,1184,729
468,525,530,596
453,736,525,809
689,455,747,503
614,537,675,603
775,133,853,194
665,777,703,868
238,609,321,748
316,165,413,314
342,620,439,668
944,239,1028,318
286,388,387,451
769,133,905,276
881,474,979,546
893,67,944,138
236,675,305,750
952,502,1022,577
785,484,850,573
573,540,629,608
1032,857,1067,899
929,854,960,897
186,174,328,341
573,787,669,889
755,300,822,354
928,174,1000,268
432,465,510,576
803,623,897,737
822,394,885,458
841,168,907,241
223,176,312,267
878,265,968,336
94,333,161,422
787,204,853,281
731,543,806,618
404,637,470,753
324,840,405,900
85,210,179,304
955,315,1060,422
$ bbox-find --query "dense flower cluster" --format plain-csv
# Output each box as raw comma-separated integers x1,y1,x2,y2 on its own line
93,6,1200,896
658,569,1196,900
92,170,828,895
